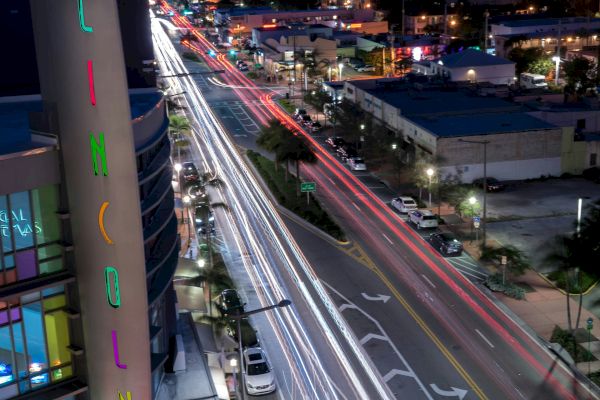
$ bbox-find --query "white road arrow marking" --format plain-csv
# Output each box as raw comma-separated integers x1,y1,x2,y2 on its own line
361,293,391,303
430,384,468,400
383,368,415,381
359,333,387,345
338,303,358,312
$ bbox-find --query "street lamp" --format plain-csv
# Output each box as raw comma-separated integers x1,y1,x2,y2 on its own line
338,63,344,81
426,167,434,208
391,143,397,150
228,299,292,399
230,358,238,396
552,56,560,86
459,138,490,246
197,258,206,268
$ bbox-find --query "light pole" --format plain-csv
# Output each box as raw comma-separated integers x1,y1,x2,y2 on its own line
328,66,332,81
228,300,292,399
183,195,192,253
459,139,490,246
230,358,238,397
469,196,477,239
338,63,344,81
552,56,561,86
426,167,434,208
359,123,365,152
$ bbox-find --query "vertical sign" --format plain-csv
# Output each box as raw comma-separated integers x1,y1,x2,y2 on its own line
79,0,130,397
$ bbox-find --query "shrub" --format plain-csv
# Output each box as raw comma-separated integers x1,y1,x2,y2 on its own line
485,273,526,300
550,326,595,363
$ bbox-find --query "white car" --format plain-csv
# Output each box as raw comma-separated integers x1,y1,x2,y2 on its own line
408,210,438,229
391,196,417,213
244,348,276,395
357,64,375,72
347,157,366,171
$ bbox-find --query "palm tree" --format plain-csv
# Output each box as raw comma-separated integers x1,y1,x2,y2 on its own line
194,260,233,316
169,115,191,139
257,119,293,175
277,135,317,196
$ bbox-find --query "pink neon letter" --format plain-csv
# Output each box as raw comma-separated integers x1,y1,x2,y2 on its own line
87,60,96,106
111,330,127,369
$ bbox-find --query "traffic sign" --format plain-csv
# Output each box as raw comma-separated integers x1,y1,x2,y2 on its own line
301,182,316,192
473,216,481,223
588,317,594,331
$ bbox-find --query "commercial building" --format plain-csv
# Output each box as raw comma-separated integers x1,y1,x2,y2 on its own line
412,49,515,85
404,13,458,35
491,17,600,58
215,6,375,35
0,1,178,399
342,78,580,182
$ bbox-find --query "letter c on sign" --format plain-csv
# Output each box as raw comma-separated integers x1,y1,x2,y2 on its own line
104,267,121,308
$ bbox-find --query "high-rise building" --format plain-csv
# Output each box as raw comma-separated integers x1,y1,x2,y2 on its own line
0,1,178,399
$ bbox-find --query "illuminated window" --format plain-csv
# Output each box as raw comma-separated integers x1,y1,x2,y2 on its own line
0,288,72,397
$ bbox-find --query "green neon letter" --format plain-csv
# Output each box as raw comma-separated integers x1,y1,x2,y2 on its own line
118,391,132,400
104,267,121,308
78,0,93,33
89,132,108,176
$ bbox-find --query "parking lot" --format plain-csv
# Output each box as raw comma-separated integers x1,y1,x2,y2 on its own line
484,178,600,272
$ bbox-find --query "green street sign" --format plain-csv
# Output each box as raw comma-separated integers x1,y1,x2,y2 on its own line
300,182,316,192
588,317,594,331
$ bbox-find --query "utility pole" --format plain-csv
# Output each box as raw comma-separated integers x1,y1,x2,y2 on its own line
459,139,490,246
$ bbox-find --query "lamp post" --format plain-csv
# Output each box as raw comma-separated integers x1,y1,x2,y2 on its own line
469,196,477,238
552,56,560,86
228,300,292,400
426,167,434,208
183,195,192,253
328,66,332,81
338,63,344,81
359,123,365,152
459,138,490,246
230,358,238,396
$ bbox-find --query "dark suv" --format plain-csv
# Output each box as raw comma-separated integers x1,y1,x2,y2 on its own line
472,177,504,192
325,137,345,149
216,289,245,315
429,232,463,256
181,161,199,182
337,144,357,161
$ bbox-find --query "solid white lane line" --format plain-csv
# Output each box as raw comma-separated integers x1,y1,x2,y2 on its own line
352,202,361,212
381,233,393,245
420,274,436,289
475,329,495,348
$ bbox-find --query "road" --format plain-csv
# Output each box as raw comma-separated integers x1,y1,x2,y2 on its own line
157,3,600,399
153,12,391,400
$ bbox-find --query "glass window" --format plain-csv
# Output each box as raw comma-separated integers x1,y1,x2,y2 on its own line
0,384,18,399
22,303,48,376
20,293,40,305
39,259,62,276
9,192,34,251
43,295,65,312
0,196,11,254
11,323,26,381
15,250,36,281
0,326,15,386
37,245,62,262
44,310,71,369
42,286,64,298
31,186,60,246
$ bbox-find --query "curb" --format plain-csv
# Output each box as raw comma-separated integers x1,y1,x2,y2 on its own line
538,271,600,297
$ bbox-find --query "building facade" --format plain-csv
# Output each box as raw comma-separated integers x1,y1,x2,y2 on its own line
0,1,178,399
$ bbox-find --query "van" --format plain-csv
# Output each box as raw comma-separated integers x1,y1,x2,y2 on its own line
520,73,548,89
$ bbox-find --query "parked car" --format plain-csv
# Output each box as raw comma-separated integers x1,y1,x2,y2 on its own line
195,207,215,235
357,64,375,72
243,348,276,395
429,232,463,256
325,136,345,149
216,289,245,315
336,144,357,161
293,108,307,120
472,177,505,192
408,210,438,229
347,59,363,68
348,157,366,171
301,114,312,126
352,62,365,70
310,121,322,132
238,64,249,71
181,162,199,182
391,196,417,213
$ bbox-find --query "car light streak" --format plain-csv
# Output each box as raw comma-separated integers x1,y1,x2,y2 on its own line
152,14,391,399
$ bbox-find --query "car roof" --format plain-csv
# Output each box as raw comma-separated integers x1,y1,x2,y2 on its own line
244,348,266,363
397,196,415,201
